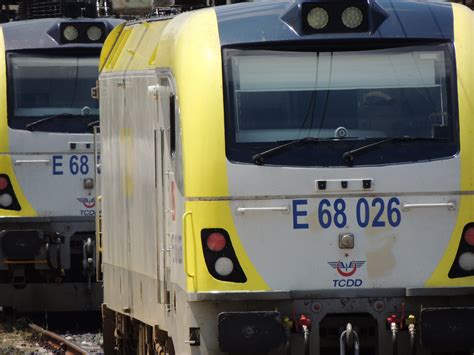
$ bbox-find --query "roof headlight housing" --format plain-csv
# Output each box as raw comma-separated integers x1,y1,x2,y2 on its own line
341,6,364,29
63,25,79,41
86,25,103,42
307,7,329,30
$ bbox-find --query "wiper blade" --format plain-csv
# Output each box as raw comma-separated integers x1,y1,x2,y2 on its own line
26,113,76,131
252,136,322,165
87,120,100,128
342,136,446,167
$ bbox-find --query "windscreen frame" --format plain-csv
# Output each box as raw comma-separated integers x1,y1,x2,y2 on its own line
6,48,101,133
222,40,459,167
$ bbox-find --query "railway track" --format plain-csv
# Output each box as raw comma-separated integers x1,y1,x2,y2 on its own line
29,323,88,355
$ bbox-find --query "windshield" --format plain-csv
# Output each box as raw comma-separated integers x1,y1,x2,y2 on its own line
224,44,458,166
7,53,99,133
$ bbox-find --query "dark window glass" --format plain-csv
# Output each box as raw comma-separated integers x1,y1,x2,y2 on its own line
224,44,458,167
7,52,99,133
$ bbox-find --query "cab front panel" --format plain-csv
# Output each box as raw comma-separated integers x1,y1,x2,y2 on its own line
178,3,474,353
0,17,122,311
97,2,474,354
179,2,474,293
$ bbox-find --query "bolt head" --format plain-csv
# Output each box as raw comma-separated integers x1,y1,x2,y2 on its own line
311,302,322,313
339,233,354,249
374,300,385,312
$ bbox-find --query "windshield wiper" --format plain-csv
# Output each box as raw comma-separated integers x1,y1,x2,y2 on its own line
252,137,324,165
26,113,77,131
26,106,94,131
342,136,446,167
87,120,100,128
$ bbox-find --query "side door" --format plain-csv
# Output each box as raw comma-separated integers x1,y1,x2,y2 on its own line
153,73,175,306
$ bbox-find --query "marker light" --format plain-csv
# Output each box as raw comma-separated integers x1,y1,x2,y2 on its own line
0,193,13,207
207,232,226,252
86,25,103,41
0,176,8,190
458,252,474,271
464,227,474,247
307,7,329,30
215,257,234,276
63,25,79,41
341,6,364,29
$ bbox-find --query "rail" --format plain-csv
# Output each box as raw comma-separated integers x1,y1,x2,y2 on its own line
29,323,88,355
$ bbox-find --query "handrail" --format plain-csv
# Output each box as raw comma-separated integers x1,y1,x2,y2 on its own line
96,195,103,282
182,211,195,278
236,206,290,214
14,159,50,165
402,202,456,211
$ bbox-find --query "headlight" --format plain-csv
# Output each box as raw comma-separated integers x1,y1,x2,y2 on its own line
86,25,103,41
63,25,79,41
214,257,234,276
341,6,364,29
0,193,13,207
307,7,329,30
458,252,474,271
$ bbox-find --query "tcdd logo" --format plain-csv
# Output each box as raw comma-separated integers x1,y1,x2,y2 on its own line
328,260,366,277
77,197,95,209
328,260,366,288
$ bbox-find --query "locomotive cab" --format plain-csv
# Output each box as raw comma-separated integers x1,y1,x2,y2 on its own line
0,9,122,311
98,0,474,353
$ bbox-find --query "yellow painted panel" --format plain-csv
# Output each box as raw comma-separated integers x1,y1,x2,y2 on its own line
155,10,267,291
184,201,269,292
102,20,170,72
104,26,132,72
128,22,168,69
0,28,35,216
0,155,36,217
426,4,474,286
100,22,126,72
171,9,229,197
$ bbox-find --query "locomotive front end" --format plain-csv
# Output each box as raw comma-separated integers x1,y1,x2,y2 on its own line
98,0,474,353
180,1,474,353
0,16,122,311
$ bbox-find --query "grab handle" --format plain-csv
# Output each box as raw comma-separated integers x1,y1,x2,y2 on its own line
236,206,290,215
402,202,455,211
182,211,195,278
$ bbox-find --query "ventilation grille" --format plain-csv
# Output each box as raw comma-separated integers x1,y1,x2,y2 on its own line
17,0,63,20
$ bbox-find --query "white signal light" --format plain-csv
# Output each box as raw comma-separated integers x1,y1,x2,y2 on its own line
87,26,103,41
341,6,364,29
0,193,13,207
63,25,79,41
215,257,234,276
307,7,329,30
458,252,474,271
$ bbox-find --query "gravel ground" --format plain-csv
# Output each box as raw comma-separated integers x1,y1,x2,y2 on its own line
0,316,104,354
62,332,104,353
0,319,50,354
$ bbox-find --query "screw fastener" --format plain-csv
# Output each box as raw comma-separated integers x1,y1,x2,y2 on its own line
339,233,354,249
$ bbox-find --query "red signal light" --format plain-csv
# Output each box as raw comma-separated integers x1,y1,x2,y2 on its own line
0,176,8,190
464,227,474,247
206,232,226,252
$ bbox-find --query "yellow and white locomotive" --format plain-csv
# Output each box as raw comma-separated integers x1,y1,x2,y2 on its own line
0,1,122,311
98,0,474,353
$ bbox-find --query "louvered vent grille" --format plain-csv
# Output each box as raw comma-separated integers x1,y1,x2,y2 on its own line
17,0,63,19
